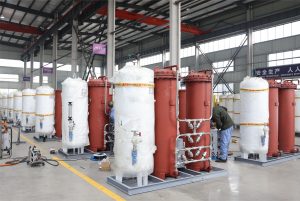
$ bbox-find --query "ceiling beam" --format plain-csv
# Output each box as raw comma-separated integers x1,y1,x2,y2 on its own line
0,2,52,18
0,20,42,34
0,32,30,41
0,40,24,48
96,6,206,35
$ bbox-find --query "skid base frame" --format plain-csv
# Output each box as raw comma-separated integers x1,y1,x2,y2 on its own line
234,152,300,167
58,147,93,159
107,167,227,195
33,135,58,142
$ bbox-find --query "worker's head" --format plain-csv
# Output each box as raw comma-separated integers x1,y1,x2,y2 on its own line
108,101,113,108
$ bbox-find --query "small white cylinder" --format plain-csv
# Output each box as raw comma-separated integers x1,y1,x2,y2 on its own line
8,92,14,121
233,94,240,125
13,91,22,123
22,89,36,128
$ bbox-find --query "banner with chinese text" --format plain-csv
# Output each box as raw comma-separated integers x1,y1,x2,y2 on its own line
253,63,300,78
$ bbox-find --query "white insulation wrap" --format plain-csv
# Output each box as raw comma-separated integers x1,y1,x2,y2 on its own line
22,89,36,127
112,65,156,181
226,94,234,119
233,94,240,125
295,90,300,133
240,77,269,156
2,94,8,118
35,86,55,134
62,78,89,149
13,91,22,122
8,92,14,121
219,95,226,107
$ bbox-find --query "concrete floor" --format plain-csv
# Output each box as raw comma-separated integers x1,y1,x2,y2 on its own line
1,128,300,201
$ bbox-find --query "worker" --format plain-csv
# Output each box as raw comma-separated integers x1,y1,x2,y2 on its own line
212,105,234,163
108,101,114,123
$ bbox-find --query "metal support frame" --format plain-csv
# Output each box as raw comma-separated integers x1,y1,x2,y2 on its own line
71,19,78,76
247,4,254,76
107,167,227,195
234,152,300,167
52,13,58,90
30,51,34,89
196,44,234,93
39,43,44,86
107,0,116,79
169,0,181,69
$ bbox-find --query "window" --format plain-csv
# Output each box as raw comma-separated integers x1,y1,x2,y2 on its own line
0,74,18,82
57,64,71,71
33,76,48,84
214,83,234,93
199,34,247,53
180,66,189,77
268,49,300,67
0,59,24,68
180,46,195,58
213,60,234,73
140,54,162,66
0,89,17,93
253,20,300,44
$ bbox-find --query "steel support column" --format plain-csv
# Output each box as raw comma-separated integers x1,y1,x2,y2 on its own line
39,43,44,86
169,0,181,68
52,13,58,89
71,19,78,76
107,0,115,79
23,58,27,89
195,42,199,69
30,52,34,88
247,4,254,77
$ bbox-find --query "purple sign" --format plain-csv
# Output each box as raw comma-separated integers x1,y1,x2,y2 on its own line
43,67,53,74
23,76,31,82
92,43,106,55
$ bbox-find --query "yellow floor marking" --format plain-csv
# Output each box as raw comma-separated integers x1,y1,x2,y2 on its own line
20,134,126,201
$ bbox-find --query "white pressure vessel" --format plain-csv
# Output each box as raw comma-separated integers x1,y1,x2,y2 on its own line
219,94,226,107
240,77,269,161
61,78,89,149
112,65,156,185
13,91,22,123
8,92,14,121
2,94,8,118
295,90,300,133
22,89,36,128
233,94,240,125
35,86,55,134
0,94,2,117
226,94,234,119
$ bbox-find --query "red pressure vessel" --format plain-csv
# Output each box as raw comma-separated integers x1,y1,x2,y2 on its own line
179,89,187,134
54,90,62,138
88,76,112,152
153,67,178,180
278,80,298,153
267,80,280,157
184,71,212,172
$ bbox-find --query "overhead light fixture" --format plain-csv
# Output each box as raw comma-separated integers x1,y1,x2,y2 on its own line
0,15,5,19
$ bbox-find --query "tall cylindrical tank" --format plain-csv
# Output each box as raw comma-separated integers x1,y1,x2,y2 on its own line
35,86,55,134
267,80,280,157
226,94,234,119
179,89,187,134
3,94,8,119
240,77,269,159
279,81,297,153
296,90,300,133
55,90,62,138
7,92,14,122
22,89,36,129
219,94,226,107
233,94,240,125
112,65,156,184
153,67,178,180
184,71,212,172
88,76,112,152
62,78,89,149
13,91,22,123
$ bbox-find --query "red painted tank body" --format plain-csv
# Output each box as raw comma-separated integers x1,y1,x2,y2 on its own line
267,80,280,157
88,77,112,152
179,90,187,134
184,71,212,172
278,81,297,153
153,67,178,180
55,90,62,138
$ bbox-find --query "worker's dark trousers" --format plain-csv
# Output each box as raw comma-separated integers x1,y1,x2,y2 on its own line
219,126,233,160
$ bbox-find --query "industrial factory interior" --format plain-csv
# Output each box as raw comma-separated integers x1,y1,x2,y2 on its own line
1,0,300,200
